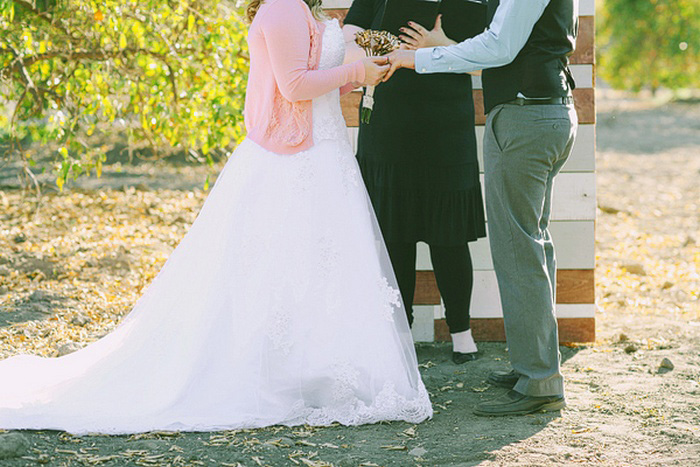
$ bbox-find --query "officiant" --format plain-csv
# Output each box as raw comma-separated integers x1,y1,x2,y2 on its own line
342,0,487,364
385,0,579,416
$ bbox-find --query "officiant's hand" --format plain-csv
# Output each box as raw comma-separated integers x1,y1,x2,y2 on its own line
383,50,415,81
400,15,457,49
362,56,391,86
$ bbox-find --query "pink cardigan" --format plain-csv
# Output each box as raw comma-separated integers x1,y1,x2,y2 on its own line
244,0,365,155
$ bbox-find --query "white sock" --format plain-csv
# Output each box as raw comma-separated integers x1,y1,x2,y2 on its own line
452,329,478,354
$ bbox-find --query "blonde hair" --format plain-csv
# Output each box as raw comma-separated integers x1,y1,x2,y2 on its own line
246,0,326,23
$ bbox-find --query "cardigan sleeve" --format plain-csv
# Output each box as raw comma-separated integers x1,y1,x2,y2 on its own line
260,0,365,102
339,83,359,96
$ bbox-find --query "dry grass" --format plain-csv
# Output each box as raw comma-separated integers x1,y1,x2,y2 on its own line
0,90,698,466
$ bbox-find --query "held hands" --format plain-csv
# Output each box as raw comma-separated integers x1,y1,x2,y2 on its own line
383,50,416,82
362,56,391,86
399,15,456,50
358,15,448,86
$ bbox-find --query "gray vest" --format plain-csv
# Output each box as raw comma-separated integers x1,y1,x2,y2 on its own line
482,0,578,114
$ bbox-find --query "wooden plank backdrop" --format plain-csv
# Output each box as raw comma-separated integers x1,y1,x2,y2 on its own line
323,0,596,343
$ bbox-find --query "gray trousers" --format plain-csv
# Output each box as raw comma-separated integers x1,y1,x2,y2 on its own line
483,103,578,397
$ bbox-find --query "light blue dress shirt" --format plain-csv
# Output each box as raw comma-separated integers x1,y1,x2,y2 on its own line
415,0,551,74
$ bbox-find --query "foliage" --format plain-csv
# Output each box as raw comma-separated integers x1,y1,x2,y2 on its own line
597,0,700,93
0,0,249,189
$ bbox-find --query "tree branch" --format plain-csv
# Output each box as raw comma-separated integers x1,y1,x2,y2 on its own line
12,0,72,38
0,47,178,80
5,44,41,106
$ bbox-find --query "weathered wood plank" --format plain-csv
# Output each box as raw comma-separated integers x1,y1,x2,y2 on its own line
341,91,362,127
414,269,595,306
572,88,596,124
475,124,596,172
325,0,596,15
550,172,596,220
416,221,596,271
471,64,594,90
342,88,596,127
348,125,595,173
324,8,348,23
321,0,351,8
334,166,595,221
434,303,595,320
323,0,595,15
330,0,596,344
557,269,596,304
411,305,437,342
414,270,441,305
477,173,597,221
434,317,595,342
579,0,595,16
571,16,595,65
323,7,595,66
475,88,596,125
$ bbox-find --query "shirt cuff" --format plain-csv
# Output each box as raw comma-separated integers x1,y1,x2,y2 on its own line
415,47,437,74
415,47,455,74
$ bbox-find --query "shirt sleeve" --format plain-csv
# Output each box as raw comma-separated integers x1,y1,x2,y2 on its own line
261,1,365,102
343,0,375,30
415,0,551,74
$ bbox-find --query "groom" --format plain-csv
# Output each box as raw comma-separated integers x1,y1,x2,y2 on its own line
386,0,578,416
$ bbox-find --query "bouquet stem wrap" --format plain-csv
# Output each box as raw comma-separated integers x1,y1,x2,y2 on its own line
354,30,400,124
361,87,375,124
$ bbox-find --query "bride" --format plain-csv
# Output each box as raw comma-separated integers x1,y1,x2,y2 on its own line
0,0,432,434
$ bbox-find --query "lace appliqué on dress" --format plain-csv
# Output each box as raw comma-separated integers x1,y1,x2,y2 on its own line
312,20,350,146
268,309,293,355
290,376,432,427
379,277,401,322
331,361,361,402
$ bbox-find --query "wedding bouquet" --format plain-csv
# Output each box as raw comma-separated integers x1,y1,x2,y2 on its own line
354,30,401,124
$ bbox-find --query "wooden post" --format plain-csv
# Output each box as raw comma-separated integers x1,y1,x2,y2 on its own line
324,0,596,343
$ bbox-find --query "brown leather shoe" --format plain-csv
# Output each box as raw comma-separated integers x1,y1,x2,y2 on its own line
474,390,566,417
487,369,519,389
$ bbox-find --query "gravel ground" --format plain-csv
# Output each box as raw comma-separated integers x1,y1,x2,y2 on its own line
0,89,698,466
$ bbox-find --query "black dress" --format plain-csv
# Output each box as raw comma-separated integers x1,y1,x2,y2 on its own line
344,0,486,246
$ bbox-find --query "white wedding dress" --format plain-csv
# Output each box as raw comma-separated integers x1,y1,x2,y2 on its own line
0,19,432,435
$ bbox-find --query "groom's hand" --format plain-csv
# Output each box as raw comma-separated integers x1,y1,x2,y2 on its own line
384,50,416,82
362,56,391,86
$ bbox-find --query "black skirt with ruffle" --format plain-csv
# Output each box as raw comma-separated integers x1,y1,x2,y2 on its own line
355,69,486,246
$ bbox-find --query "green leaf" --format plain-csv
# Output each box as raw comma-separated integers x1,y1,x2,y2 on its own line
188,14,195,33
1,0,251,187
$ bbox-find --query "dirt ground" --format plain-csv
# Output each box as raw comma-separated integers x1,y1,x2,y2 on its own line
0,88,698,466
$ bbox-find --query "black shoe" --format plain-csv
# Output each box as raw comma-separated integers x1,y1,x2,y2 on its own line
488,369,519,389
474,390,566,417
452,351,479,364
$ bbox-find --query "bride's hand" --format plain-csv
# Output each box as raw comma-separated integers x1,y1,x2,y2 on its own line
400,15,456,49
361,56,390,86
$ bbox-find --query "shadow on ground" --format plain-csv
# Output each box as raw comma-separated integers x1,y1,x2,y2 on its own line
2,343,583,466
